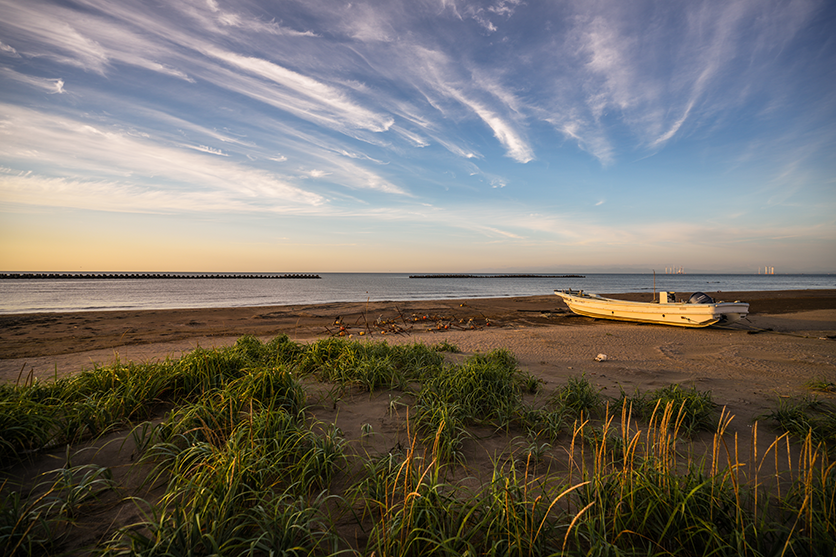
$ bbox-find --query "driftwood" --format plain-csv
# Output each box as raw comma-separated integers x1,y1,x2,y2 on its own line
324,303,494,338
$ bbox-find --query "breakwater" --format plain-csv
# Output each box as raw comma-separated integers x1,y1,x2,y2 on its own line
3,273,833,314
409,274,584,279
0,273,321,280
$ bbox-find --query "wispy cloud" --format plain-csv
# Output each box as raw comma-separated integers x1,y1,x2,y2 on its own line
479,225,524,239
0,40,18,56
203,47,394,133
549,116,614,165
403,47,534,163
0,1,109,72
201,0,317,37
0,67,65,93
183,144,228,156
561,0,823,154
0,0,832,271
456,93,533,163
0,104,325,207
462,0,523,33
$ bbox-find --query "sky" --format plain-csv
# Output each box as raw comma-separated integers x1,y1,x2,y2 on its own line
1,0,834,274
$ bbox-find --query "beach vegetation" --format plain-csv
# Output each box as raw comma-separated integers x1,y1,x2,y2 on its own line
549,373,604,418
616,383,717,436
519,404,572,441
806,377,836,393
429,340,460,353
0,461,118,555
1,335,833,556
760,395,836,447
412,348,537,460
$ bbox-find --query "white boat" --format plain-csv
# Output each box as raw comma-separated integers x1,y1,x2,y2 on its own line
554,289,749,328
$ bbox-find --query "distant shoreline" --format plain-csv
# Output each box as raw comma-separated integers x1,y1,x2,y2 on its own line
409,274,585,278
0,273,322,280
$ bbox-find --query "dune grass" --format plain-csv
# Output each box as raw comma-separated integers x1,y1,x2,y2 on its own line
1,335,833,556
413,348,537,461
616,383,717,437
760,395,836,448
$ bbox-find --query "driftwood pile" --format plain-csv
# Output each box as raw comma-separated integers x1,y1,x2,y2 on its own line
323,304,494,338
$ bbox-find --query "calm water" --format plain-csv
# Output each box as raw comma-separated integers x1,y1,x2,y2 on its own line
1,273,833,314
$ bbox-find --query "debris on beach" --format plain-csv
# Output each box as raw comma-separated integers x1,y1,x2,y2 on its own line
595,353,608,361
323,306,495,338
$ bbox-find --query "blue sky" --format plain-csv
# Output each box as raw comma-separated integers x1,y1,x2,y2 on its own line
1,0,834,273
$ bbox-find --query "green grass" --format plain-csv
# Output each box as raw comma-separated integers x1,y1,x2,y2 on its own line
429,340,460,353
549,373,604,417
760,395,836,447
519,404,572,441
616,383,717,437
806,377,836,393
0,462,117,555
413,348,538,460
1,335,834,556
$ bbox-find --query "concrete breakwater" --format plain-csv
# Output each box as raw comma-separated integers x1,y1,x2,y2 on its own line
409,274,585,279
0,273,321,280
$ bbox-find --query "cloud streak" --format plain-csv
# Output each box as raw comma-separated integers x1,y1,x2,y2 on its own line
0,0,832,272
0,104,325,207
203,47,394,133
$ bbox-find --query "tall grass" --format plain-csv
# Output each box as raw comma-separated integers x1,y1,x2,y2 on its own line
294,337,446,392
414,349,537,460
761,395,836,447
1,462,117,555
0,334,301,464
617,383,717,437
102,344,349,555
1,335,834,556
550,373,604,418
361,424,575,557
364,402,835,557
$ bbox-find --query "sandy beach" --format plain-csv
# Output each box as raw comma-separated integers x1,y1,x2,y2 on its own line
2,289,835,430
1,289,834,554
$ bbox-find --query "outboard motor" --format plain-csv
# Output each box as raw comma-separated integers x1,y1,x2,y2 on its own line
688,292,715,304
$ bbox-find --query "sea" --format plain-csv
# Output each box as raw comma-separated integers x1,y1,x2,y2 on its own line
1,273,834,314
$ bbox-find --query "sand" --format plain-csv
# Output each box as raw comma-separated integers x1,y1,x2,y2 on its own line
2,289,835,428
1,290,834,553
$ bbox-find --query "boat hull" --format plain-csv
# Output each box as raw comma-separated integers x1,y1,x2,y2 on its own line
555,290,749,328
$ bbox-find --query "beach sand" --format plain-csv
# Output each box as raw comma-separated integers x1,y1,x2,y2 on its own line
2,288,834,445
1,290,834,552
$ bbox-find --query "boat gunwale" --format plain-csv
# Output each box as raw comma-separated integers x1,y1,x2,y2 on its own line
564,306,721,328
554,289,749,310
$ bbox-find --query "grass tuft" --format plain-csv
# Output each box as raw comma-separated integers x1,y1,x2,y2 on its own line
617,383,717,436
2,335,834,556
807,377,836,393
550,374,604,418
761,395,836,447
